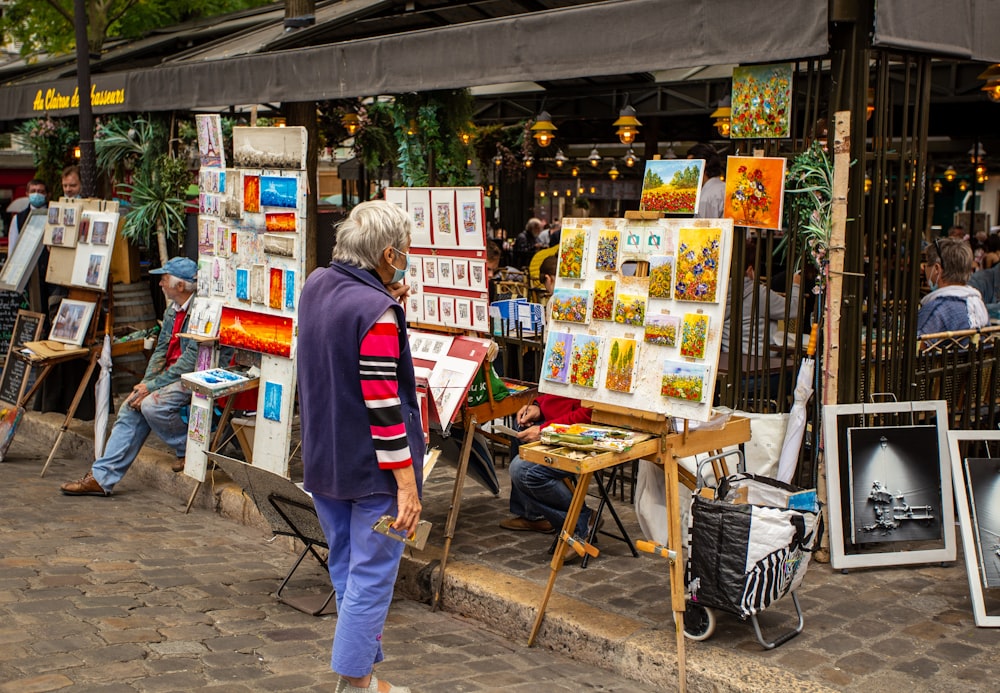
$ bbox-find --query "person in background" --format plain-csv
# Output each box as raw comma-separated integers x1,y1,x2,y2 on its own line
500,255,595,562
918,237,988,338
547,220,562,248
980,233,1000,270
513,217,544,267
60,257,203,495
688,143,725,219
969,251,1000,319
61,165,82,198
7,178,48,251
536,222,551,248
297,201,422,693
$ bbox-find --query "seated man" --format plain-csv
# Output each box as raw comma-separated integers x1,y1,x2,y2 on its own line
61,257,202,496
918,237,988,339
500,255,594,561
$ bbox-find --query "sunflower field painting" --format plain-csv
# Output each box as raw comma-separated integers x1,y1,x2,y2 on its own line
569,334,602,388
723,156,786,230
674,227,722,303
730,63,793,139
660,360,709,402
604,337,638,393
557,227,587,279
592,279,616,321
648,255,675,299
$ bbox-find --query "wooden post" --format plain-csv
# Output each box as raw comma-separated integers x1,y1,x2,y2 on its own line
816,110,851,560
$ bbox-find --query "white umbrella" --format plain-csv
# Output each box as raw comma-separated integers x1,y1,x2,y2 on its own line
5,196,29,214
776,325,818,484
94,334,113,458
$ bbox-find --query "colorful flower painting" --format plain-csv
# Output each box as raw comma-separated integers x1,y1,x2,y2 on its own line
613,293,647,327
243,175,260,213
640,159,704,214
595,229,620,271
723,156,786,230
592,279,616,321
219,306,293,358
660,360,709,402
550,289,590,323
680,313,710,359
731,63,793,139
674,227,722,303
604,337,638,393
648,255,675,298
645,314,680,347
543,332,573,383
558,227,586,278
569,334,602,388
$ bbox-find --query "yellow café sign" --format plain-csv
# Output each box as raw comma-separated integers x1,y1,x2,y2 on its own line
32,83,126,112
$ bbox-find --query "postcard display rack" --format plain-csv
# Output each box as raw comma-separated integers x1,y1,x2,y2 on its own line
183,118,306,483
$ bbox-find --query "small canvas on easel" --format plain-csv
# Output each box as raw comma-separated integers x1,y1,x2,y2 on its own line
49,299,96,346
639,159,704,215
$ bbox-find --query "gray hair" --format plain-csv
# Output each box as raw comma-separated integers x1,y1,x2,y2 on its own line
927,237,974,284
333,201,414,269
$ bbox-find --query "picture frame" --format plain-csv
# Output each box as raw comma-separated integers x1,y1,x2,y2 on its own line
822,400,956,570
0,210,47,292
49,299,97,346
946,429,1000,627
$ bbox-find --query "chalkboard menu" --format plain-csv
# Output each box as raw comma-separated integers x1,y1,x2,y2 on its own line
0,290,30,359
0,310,44,406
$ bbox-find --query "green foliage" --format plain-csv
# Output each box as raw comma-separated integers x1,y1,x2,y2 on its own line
386,91,475,187
669,164,701,188
117,154,190,245
643,170,664,189
781,142,837,276
95,115,167,182
15,117,79,193
0,0,274,55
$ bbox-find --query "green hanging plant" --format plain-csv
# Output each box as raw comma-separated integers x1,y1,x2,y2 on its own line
15,116,79,194
780,142,837,288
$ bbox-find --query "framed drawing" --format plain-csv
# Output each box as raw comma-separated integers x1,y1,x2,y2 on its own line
49,299,96,346
0,210,47,292
823,400,956,570
946,430,1000,627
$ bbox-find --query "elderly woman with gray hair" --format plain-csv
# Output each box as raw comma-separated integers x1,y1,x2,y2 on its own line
298,200,423,693
917,236,988,339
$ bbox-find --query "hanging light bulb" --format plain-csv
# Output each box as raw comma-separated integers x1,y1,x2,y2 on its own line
587,147,602,167
932,180,943,193
493,148,504,167
530,111,557,148
459,129,473,145
711,106,732,138
341,112,360,136
570,165,580,177
523,153,535,168
959,180,969,192
608,164,620,181
613,105,641,145
943,166,957,182
624,149,639,168
977,64,1000,102
864,174,872,194
406,119,418,137
554,149,569,168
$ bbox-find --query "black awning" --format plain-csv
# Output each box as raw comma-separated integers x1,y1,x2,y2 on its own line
0,0,830,120
873,0,1000,61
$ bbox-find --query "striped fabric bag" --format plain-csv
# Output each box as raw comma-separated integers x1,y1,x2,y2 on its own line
687,473,821,618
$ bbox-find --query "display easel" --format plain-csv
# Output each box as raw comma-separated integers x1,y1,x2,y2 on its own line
430,359,536,610
519,409,750,693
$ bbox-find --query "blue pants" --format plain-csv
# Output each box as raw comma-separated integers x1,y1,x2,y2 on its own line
509,456,591,538
312,492,404,679
92,381,191,491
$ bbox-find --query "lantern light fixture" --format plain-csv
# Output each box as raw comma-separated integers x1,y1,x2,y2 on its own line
570,165,580,177
493,148,504,167
341,112,360,136
959,180,969,192
406,119,417,137
932,180,943,193
523,153,535,168
943,166,957,182
612,105,641,145
530,111,557,148
624,149,639,167
969,143,987,165
587,147,602,167
977,64,1000,102
608,164,620,181
554,149,569,168
711,103,732,138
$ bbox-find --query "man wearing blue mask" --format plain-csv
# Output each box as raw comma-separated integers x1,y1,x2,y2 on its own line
7,179,48,251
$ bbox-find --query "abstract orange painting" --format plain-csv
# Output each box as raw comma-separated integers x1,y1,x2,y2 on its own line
243,175,260,213
723,156,786,230
269,268,283,310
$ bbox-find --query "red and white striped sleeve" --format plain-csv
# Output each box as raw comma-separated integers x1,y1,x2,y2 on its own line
359,308,412,470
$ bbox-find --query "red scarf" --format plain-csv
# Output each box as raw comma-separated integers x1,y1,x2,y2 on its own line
164,307,187,367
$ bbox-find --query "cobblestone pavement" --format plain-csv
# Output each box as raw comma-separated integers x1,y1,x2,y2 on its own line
7,412,1000,692
0,434,632,692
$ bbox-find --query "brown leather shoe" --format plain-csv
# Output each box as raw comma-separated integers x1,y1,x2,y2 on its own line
499,516,554,533
60,471,110,497
172,457,185,473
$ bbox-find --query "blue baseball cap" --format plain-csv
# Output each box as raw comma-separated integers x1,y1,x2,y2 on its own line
150,257,198,283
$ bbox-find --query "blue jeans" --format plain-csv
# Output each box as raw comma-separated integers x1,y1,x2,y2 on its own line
509,456,591,538
312,492,404,679
92,381,191,491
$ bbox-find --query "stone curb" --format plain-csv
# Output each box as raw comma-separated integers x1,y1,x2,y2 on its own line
22,411,834,693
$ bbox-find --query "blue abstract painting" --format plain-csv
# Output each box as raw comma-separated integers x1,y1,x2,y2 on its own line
235,268,249,301
260,176,298,209
263,381,282,421
284,269,295,309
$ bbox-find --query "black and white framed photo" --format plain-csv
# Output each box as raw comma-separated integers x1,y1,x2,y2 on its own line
823,400,955,569
947,429,1000,627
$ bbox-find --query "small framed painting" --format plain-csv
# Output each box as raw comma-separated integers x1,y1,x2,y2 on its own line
660,360,710,402
569,334,602,388
604,337,638,393
550,289,590,324
592,280,616,321
542,331,573,384
49,299,96,346
680,313,710,359
645,314,680,347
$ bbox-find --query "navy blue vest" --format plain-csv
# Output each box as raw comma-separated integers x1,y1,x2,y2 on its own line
298,261,424,500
